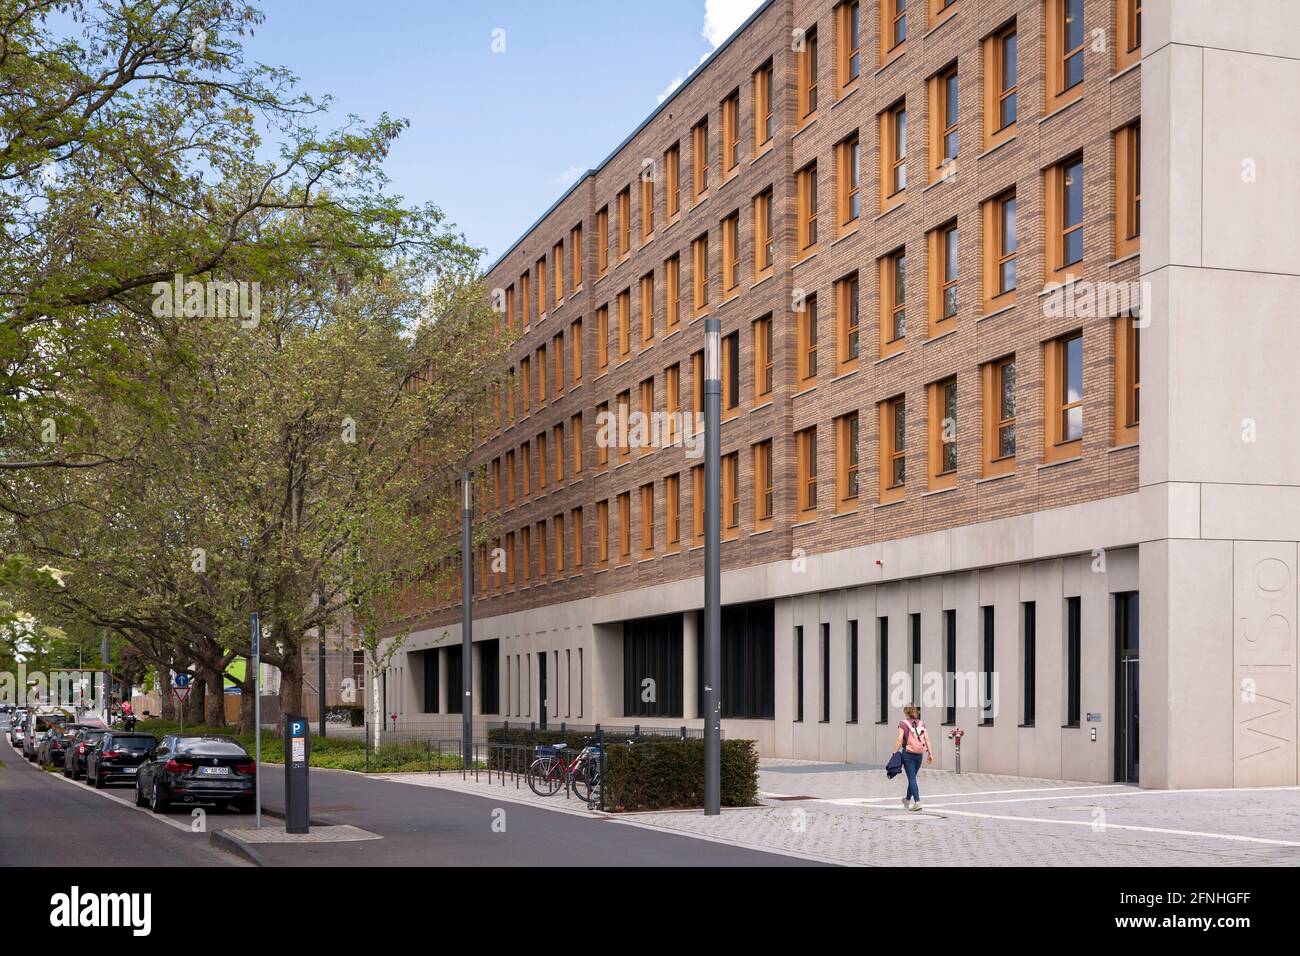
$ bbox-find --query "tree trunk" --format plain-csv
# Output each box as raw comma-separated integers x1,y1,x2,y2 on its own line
277,648,303,725
237,668,256,735
159,672,176,720
203,665,225,727
183,673,205,725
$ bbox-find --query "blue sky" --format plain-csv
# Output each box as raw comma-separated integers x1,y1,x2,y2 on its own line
242,0,765,265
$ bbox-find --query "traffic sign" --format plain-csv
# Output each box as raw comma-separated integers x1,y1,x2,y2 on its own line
174,673,191,688
172,685,191,703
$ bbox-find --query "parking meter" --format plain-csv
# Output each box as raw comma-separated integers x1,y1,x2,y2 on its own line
284,714,310,834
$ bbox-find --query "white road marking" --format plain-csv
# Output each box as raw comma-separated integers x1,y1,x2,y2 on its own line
922,785,1300,809
820,783,1132,805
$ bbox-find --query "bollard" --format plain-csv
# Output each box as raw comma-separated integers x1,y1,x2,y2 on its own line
426,739,431,775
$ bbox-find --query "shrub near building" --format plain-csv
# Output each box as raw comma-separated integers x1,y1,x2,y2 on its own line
603,739,759,812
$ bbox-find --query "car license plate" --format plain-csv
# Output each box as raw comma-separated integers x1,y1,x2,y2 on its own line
123,767,137,774
199,766,230,775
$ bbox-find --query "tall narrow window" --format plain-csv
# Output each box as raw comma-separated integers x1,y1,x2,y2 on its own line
794,626,805,722
553,422,565,484
520,356,531,415
665,143,681,221
571,318,583,383
521,524,531,583
1044,331,1084,461
881,0,907,62
571,223,583,288
880,395,906,502
640,168,654,241
536,344,548,406
980,605,994,725
834,272,859,372
617,187,631,260
880,248,906,356
640,483,655,557
836,1,861,91
571,412,583,475
1114,316,1140,445
820,622,831,722
553,512,565,574
983,189,1017,308
835,412,860,511
1115,122,1140,258
537,430,548,490
982,355,1017,475
552,332,564,396
928,377,957,489
692,118,709,200
722,90,740,174
909,613,921,704
665,254,681,329
753,440,773,529
721,331,739,420
797,294,818,387
691,464,705,545
596,305,609,372
536,521,547,577
848,619,860,723
617,492,631,563
797,25,819,122
596,207,609,276
506,449,517,505
1046,155,1084,280
617,289,631,360
1022,602,1036,726
595,401,609,469
665,362,681,444
640,272,655,345
929,64,958,179
797,163,818,255
639,376,655,453
722,451,739,539
877,617,889,722
928,222,958,334
943,609,956,724
753,189,774,279
721,212,740,299
665,474,680,553
552,242,564,304
1065,595,1081,726
797,426,818,520
1117,0,1141,72
571,507,583,569
754,60,774,149
880,102,907,210
520,271,531,326
536,257,547,317
616,389,631,463
984,23,1018,148
596,499,610,565
692,233,709,317
1047,0,1085,110
836,134,861,233
753,314,773,399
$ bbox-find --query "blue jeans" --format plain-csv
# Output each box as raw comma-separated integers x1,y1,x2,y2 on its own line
902,751,923,802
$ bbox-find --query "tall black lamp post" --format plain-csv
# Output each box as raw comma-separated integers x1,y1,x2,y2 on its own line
703,318,722,816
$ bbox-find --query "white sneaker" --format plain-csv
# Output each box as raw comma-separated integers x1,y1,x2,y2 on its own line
901,797,911,810
909,802,922,812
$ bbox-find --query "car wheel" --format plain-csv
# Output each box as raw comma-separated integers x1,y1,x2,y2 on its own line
62,763,70,777
134,779,149,808
150,781,170,814
93,768,105,789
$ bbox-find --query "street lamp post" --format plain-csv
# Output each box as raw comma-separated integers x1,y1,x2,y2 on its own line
703,318,722,816
461,472,474,770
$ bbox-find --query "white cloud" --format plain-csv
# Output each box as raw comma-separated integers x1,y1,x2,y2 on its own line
657,77,685,104
702,0,763,48
554,164,586,187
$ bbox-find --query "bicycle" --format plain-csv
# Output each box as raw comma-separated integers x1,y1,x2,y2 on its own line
526,739,603,804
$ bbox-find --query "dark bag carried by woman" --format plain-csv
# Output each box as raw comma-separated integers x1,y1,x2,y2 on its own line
885,724,910,778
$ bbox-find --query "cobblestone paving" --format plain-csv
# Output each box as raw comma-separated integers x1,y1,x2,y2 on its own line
374,761,1300,866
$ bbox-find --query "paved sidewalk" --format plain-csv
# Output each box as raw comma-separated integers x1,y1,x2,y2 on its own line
374,759,1300,867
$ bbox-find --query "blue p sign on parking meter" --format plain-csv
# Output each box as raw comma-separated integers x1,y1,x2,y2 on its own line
284,713,310,834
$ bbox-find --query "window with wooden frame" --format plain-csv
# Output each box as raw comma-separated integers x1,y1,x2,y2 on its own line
722,330,740,421
571,412,584,475
835,412,860,511
640,483,656,557
631,180,652,249
505,285,516,336
617,187,631,260
753,189,774,280
1046,0,1085,112
879,249,906,357
878,396,907,502
1114,122,1140,258
722,90,740,175
1045,154,1084,281
981,355,1017,475
797,25,819,123
691,350,704,434
552,512,565,575
691,464,705,545
492,457,502,508
722,452,740,539
520,439,531,497
797,162,818,255
880,0,907,64
665,474,681,553
640,271,655,345
504,531,516,586
721,212,740,299
928,221,958,335
571,318,583,383
836,1,861,91
796,426,818,520
929,0,957,29
596,207,609,276
595,401,609,468
665,143,681,221
536,431,548,490
835,272,860,372
520,271,531,326
692,233,709,316
571,507,584,569
617,289,631,360
571,223,583,288
929,64,958,180
797,293,818,388
1113,316,1139,446
596,305,609,372
639,377,655,453
1116,0,1141,73
553,423,565,484
665,254,681,329
753,440,773,529
617,492,631,563
665,362,681,444
753,315,773,399
536,257,548,316
836,133,860,234
983,22,1018,149
549,246,563,307
536,520,548,578
982,189,1017,310
880,101,907,211
928,377,958,489
1043,331,1084,461
616,390,631,463
520,356,531,415
692,118,709,200
596,499,610,565
754,60,774,150
506,449,517,505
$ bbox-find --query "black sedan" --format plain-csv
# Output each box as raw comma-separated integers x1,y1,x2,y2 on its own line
62,727,108,779
36,725,72,768
85,732,157,788
134,735,256,814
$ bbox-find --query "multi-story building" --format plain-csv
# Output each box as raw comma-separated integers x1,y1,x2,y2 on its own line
375,0,1300,789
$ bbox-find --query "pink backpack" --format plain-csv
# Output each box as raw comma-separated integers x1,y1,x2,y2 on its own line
899,719,928,754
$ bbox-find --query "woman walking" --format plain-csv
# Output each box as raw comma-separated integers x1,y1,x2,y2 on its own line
895,705,933,810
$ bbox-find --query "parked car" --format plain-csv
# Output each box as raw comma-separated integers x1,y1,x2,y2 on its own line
22,711,70,762
134,735,256,813
62,727,108,779
8,712,28,747
36,724,76,768
85,732,157,789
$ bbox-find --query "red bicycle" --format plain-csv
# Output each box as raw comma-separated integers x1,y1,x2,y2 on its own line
526,740,602,803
